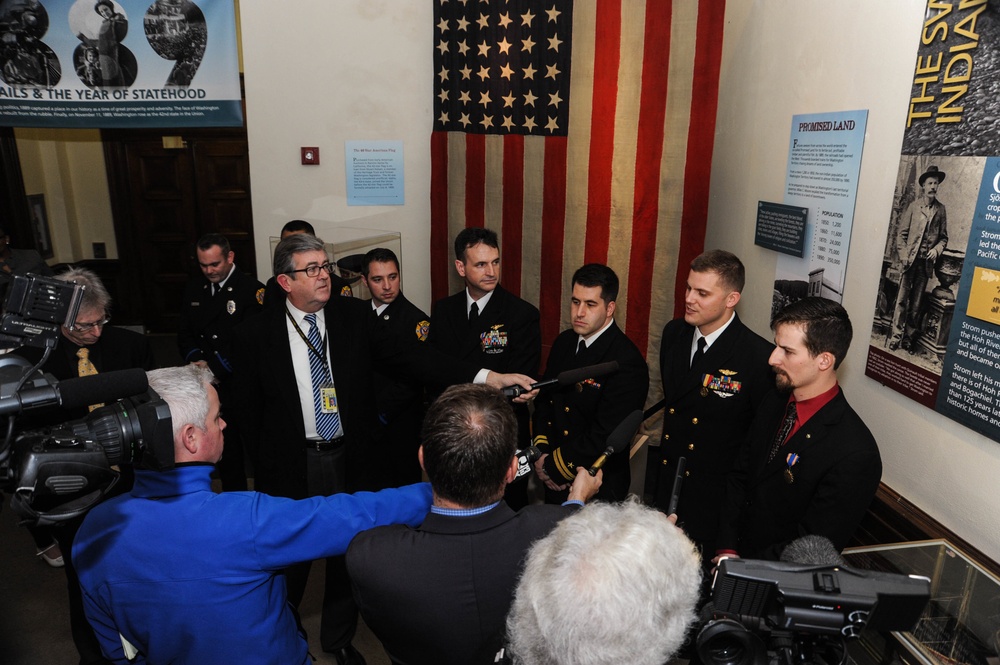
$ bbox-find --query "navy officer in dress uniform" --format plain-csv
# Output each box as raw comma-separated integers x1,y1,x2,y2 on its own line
427,227,541,508
652,249,773,558
361,247,431,487
177,232,264,490
532,264,648,502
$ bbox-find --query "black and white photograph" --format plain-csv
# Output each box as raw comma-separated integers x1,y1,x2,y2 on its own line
0,0,61,87
69,0,137,86
143,0,207,87
870,154,980,376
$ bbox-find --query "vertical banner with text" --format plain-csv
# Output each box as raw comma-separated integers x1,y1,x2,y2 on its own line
865,0,1000,445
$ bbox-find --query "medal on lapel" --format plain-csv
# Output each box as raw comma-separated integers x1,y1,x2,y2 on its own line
784,452,799,484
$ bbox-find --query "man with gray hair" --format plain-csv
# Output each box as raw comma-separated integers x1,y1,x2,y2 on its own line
232,234,536,664
506,500,702,665
73,365,432,665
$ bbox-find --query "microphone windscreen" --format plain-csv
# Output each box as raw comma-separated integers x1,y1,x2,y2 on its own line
606,409,643,454
58,369,149,410
779,535,845,566
554,361,619,387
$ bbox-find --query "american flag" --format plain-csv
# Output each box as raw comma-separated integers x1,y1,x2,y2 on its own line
430,0,725,389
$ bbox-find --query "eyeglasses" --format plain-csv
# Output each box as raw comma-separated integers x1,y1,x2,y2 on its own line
284,262,334,278
71,317,110,332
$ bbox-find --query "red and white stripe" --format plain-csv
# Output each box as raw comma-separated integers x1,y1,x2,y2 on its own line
431,0,725,386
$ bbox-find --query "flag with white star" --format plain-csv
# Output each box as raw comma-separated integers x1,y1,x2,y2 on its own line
434,1,571,135
431,0,726,384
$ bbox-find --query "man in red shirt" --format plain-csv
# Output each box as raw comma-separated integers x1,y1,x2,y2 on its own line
716,297,881,561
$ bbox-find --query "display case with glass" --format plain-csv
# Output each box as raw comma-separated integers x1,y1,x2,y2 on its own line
843,540,1000,665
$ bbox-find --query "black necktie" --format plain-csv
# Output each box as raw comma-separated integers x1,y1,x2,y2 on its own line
469,302,479,325
577,339,586,355
690,336,706,368
768,401,797,463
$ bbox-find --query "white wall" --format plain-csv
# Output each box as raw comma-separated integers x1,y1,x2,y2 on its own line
709,1,1000,560
240,1,435,311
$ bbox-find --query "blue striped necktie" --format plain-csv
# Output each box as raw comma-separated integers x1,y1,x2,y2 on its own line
304,313,340,441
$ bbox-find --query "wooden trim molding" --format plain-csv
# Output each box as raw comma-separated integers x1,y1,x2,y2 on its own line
851,482,1000,579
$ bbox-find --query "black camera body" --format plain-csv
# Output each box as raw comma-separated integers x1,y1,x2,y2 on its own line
696,558,930,665
0,274,173,525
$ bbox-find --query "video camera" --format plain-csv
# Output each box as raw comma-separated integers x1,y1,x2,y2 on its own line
696,557,931,665
0,274,174,526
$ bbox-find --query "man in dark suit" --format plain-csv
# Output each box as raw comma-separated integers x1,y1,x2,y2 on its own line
360,247,430,487
16,266,154,665
716,297,882,561
232,234,535,665
427,227,540,506
347,384,601,665
652,250,774,557
177,233,263,491
532,264,648,502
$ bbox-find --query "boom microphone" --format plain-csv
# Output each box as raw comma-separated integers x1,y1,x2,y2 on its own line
587,409,643,476
779,535,846,566
501,361,619,398
0,369,149,417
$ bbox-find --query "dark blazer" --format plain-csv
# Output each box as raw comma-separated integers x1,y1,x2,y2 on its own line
427,285,540,376
232,296,475,498
346,502,575,665
652,314,774,547
177,268,263,380
717,388,882,560
533,322,648,501
367,294,431,488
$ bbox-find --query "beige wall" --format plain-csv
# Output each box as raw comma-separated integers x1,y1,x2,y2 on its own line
708,1,1000,560
15,128,117,262
240,0,435,311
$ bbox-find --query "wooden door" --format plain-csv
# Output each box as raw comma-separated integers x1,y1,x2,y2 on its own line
104,128,256,332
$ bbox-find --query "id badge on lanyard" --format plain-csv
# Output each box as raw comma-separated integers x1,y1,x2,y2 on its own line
320,383,339,413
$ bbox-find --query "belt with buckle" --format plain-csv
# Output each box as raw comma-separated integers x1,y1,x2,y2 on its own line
305,437,345,451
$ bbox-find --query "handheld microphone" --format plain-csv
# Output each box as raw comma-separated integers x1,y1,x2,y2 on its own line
501,361,619,399
587,409,643,476
665,456,686,516
513,445,541,479
0,368,149,417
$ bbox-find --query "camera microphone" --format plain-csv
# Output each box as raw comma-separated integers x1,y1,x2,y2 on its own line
0,368,149,417
588,409,643,476
501,361,619,399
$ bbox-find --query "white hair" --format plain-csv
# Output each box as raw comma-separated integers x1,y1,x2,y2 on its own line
146,365,214,438
506,499,702,665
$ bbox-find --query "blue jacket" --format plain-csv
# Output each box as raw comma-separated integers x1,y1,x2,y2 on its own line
72,464,432,665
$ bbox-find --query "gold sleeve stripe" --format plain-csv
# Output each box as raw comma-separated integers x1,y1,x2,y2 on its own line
551,448,576,482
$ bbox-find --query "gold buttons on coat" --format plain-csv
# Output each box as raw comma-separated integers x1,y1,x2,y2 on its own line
691,417,699,425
